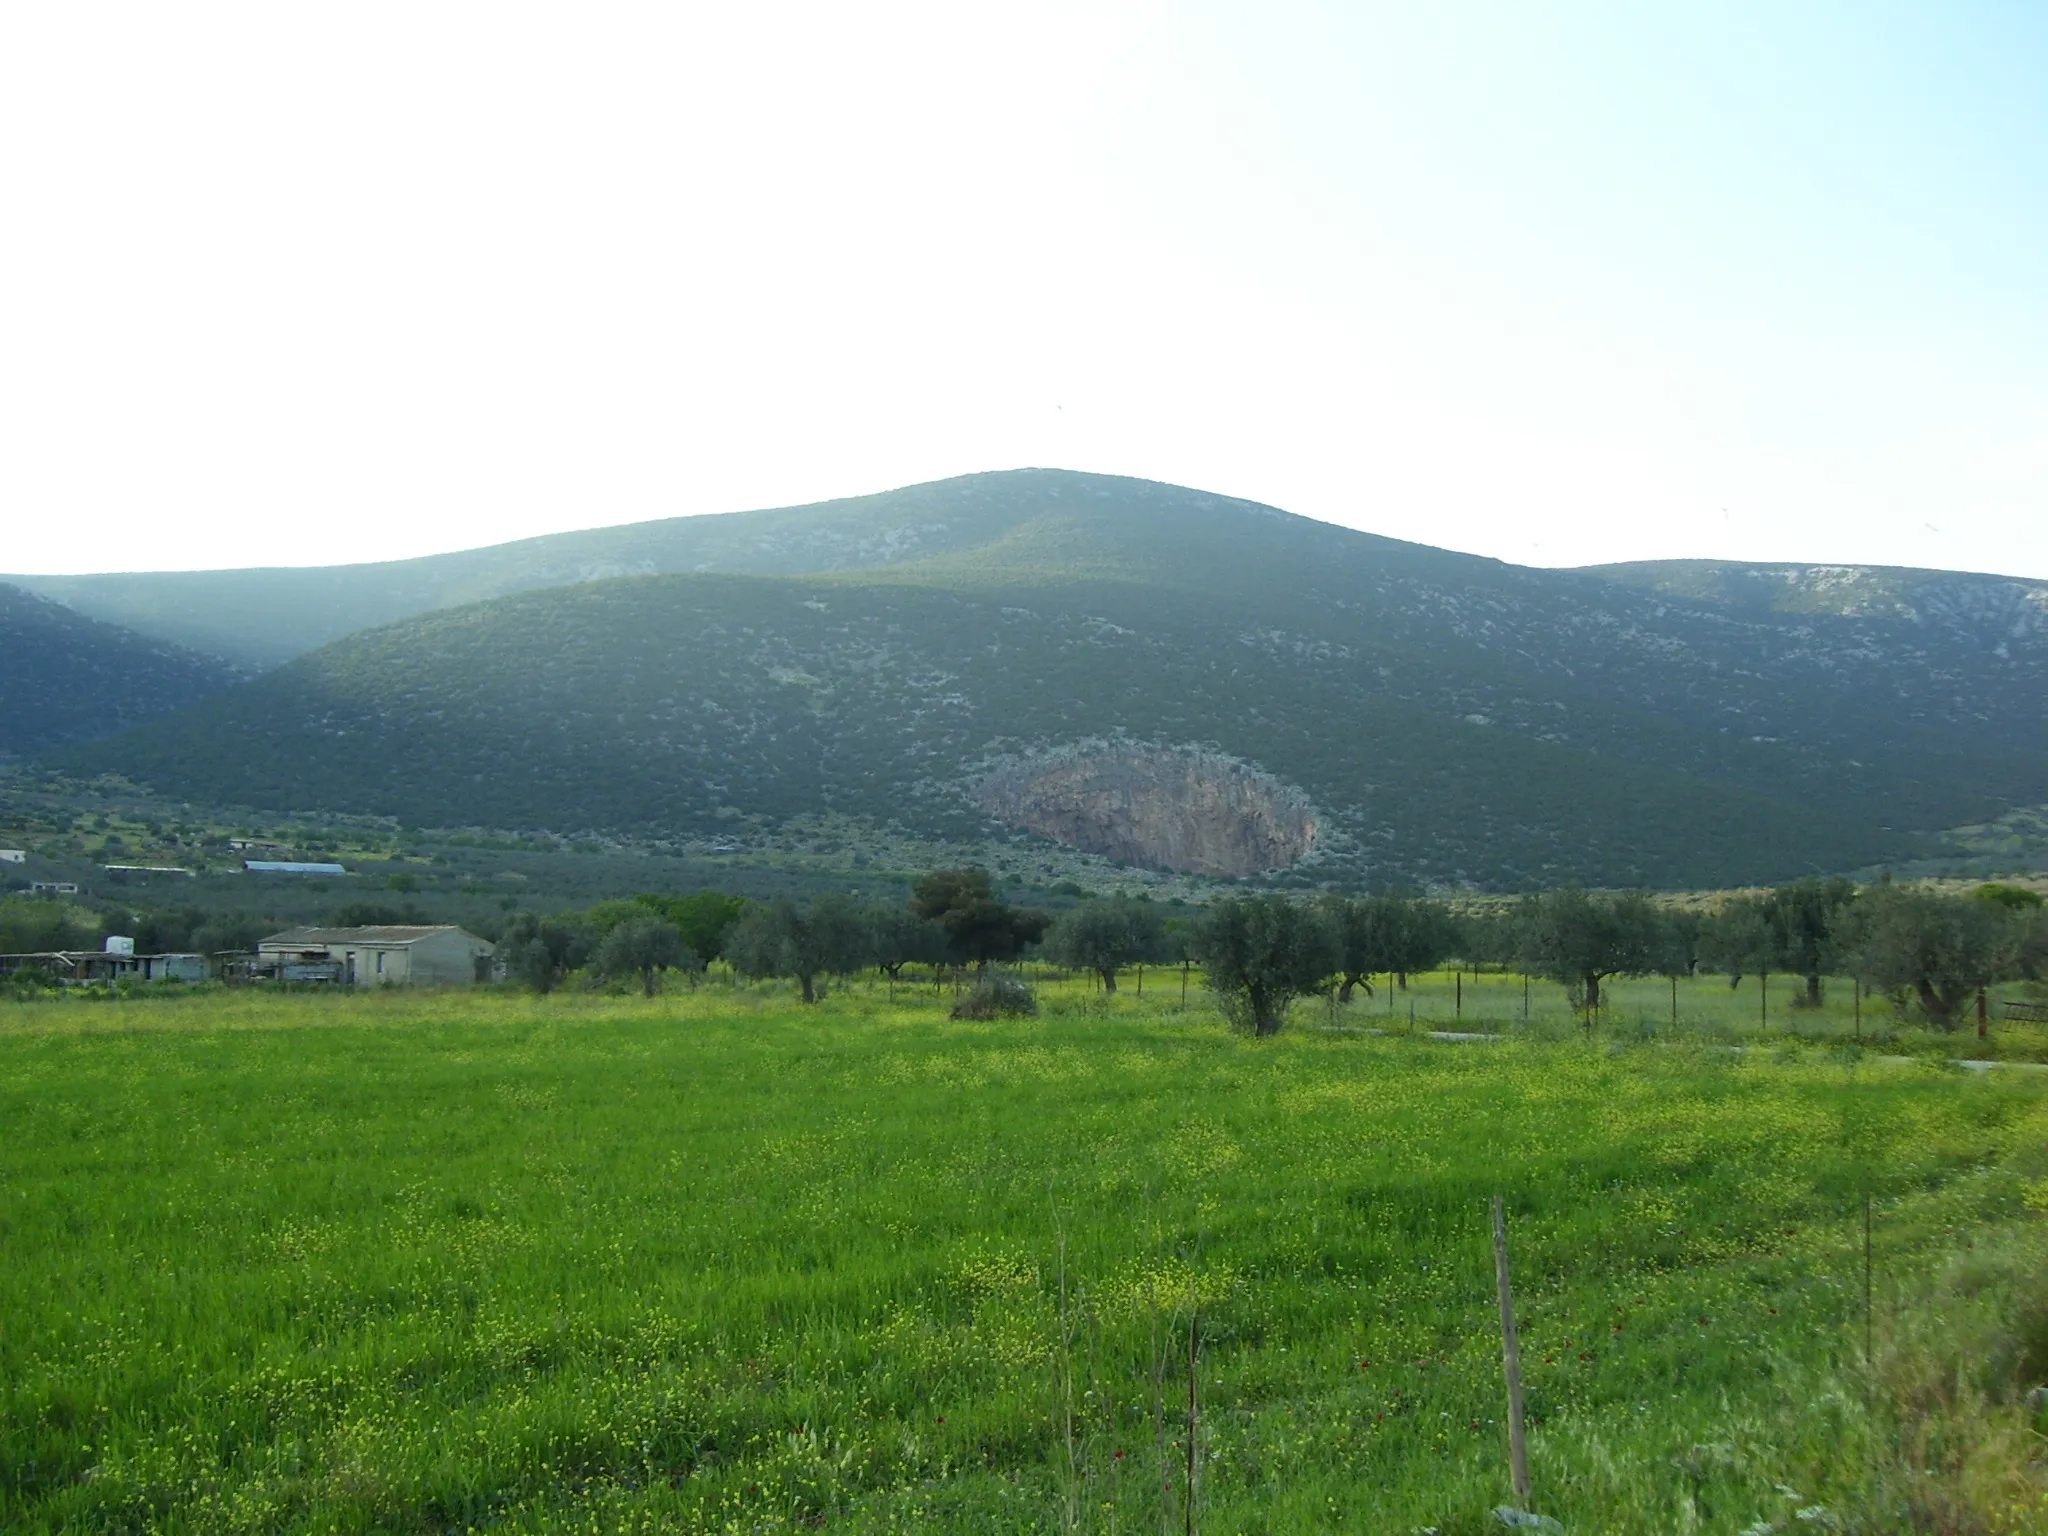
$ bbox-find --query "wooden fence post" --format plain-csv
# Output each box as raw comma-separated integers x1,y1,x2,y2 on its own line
1977,987,1989,1039
1185,1301,1200,1536
1491,1195,1532,1505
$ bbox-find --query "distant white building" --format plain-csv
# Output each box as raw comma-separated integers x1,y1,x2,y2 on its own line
254,925,495,986
244,860,348,876
0,850,25,864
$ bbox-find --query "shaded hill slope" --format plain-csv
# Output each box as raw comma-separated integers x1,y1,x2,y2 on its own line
56,557,2039,890
0,583,241,756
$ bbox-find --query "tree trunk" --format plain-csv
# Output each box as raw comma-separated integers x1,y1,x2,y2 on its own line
1099,968,1117,994
1914,978,1966,1030
1250,986,1283,1037
641,966,657,998
1804,972,1823,1008
799,972,817,1004
1583,972,1602,1011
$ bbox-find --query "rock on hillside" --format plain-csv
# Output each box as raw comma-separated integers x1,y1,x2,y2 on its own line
1584,559,2048,653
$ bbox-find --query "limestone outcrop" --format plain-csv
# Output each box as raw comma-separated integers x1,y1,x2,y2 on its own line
975,744,1316,876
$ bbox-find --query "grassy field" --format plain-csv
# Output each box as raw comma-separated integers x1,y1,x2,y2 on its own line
3,976,2046,1534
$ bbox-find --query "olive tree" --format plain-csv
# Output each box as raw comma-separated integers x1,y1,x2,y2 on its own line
863,903,949,981
595,915,692,997
498,911,596,994
1831,884,2016,1030
1042,898,1166,993
1700,896,1775,989
727,895,868,1003
1514,887,1663,1012
1768,877,1856,1007
1192,895,1337,1037
1320,894,1459,1002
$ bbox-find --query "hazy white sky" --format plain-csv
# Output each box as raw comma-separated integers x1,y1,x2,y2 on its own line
4,2,2044,578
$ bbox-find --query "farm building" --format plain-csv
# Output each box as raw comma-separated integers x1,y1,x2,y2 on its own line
0,941,206,984
253,925,494,986
0,849,25,863
244,860,348,876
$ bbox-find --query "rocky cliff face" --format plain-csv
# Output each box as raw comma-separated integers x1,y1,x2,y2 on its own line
975,744,1317,876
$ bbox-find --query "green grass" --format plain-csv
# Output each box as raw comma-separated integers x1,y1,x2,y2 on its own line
3,978,2046,1533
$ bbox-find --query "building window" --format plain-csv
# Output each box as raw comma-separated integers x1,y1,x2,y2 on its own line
375,952,385,974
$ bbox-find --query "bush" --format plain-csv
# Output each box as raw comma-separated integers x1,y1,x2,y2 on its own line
950,971,1037,1019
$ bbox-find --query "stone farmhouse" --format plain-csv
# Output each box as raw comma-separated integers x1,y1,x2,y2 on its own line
254,925,495,986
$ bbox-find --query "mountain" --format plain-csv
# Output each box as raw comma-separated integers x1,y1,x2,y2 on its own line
2,479,1071,667
0,583,242,756
51,471,2048,890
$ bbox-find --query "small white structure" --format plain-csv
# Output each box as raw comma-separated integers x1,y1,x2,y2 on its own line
245,860,348,876
254,925,494,987
0,850,25,864
105,935,135,956
29,881,79,895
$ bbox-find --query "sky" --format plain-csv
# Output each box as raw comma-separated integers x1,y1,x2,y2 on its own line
3,2,2045,578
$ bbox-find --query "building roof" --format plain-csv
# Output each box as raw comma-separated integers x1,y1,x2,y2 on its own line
245,860,348,874
258,925,483,947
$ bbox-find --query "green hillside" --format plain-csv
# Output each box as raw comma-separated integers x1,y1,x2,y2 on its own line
0,583,241,756
43,471,2048,888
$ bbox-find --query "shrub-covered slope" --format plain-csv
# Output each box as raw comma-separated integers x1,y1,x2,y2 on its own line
0,583,240,755
45,470,2048,887
53,568,2033,889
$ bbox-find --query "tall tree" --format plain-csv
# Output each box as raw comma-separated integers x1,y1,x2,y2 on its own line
632,891,748,970
1831,885,2017,1030
910,867,1050,969
1043,898,1166,994
1514,888,1663,1011
1193,895,1338,1037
